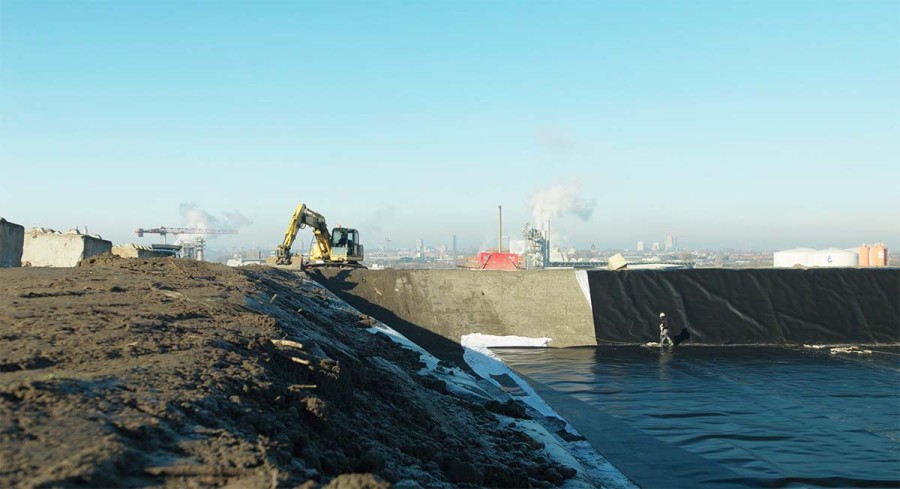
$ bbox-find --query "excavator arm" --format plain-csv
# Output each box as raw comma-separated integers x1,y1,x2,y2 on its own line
276,204,332,265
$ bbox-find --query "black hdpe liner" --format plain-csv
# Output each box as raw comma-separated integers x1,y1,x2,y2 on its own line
497,346,900,488
586,268,900,345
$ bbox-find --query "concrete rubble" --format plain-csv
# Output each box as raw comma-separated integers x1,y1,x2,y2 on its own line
0,218,25,268
22,228,112,267
112,243,172,259
607,253,628,271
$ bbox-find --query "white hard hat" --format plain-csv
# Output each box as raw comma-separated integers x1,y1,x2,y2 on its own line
659,312,666,317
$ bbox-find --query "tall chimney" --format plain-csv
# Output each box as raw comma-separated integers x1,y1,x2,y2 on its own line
498,205,503,253
545,219,551,266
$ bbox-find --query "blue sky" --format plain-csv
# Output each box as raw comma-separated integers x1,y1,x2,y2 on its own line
1,1,897,252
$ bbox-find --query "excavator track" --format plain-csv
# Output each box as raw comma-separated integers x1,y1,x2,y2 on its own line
305,262,367,271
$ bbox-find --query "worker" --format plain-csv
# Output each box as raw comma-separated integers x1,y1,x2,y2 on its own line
659,312,674,347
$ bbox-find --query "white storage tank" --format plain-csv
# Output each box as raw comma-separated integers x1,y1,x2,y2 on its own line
808,248,858,267
774,248,858,267
773,248,815,267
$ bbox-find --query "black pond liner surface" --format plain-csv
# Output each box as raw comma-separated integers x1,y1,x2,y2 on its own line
584,268,899,345
495,346,900,488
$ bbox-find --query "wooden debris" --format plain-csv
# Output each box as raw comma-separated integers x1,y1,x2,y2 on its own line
270,339,304,349
145,465,244,477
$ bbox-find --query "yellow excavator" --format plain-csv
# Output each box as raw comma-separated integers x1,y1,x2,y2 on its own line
274,203,365,268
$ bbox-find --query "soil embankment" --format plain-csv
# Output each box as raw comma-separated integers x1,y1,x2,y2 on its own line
0,257,580,488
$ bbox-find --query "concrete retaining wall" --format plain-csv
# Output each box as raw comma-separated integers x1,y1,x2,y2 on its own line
22,229,113,267
312,269,596,350
0,218,25,268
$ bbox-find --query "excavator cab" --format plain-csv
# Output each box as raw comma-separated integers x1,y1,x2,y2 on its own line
328,227,364,263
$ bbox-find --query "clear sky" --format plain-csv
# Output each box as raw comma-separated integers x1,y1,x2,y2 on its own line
1,1,897,252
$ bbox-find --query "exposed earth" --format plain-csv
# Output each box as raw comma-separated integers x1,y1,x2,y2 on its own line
0,256,584,488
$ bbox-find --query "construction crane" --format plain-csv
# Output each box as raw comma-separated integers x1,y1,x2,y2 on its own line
135,227,238,243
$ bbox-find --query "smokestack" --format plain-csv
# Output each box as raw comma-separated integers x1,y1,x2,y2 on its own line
545,219,551,265
498,205,503,253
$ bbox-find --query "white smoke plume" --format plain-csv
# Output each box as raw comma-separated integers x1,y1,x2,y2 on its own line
176,203,251,243
528,183,596,229
222,210,252,228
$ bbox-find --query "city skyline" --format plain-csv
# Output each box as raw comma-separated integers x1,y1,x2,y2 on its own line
1,2,897,251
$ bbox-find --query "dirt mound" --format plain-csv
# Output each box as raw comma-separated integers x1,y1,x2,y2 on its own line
0,258,576,487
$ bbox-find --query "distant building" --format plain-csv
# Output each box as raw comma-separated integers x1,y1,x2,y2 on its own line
637,241,645,252
415,239,425,258
665,234,677,252
451,235,457,255
652,242,660,252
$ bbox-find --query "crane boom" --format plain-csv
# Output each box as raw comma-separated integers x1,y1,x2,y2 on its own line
135,227,238,238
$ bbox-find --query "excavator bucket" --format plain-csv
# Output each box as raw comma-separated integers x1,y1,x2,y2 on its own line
266,254,304,269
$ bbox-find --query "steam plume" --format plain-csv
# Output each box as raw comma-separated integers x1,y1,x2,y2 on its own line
176,203,251,243
529,183,595,228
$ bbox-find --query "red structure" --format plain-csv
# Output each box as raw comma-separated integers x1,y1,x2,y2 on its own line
456,205,522,271
476,252,521,271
